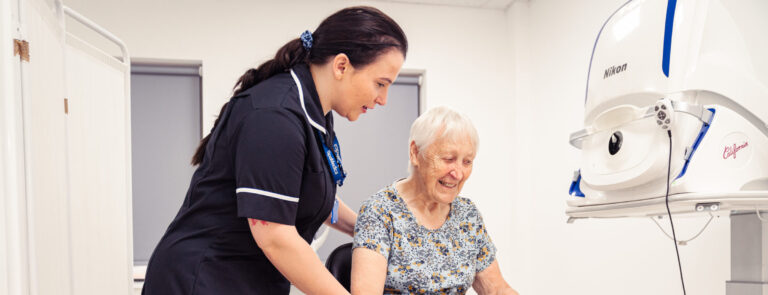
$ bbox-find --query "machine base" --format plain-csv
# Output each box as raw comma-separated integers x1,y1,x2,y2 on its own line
566,191,768,218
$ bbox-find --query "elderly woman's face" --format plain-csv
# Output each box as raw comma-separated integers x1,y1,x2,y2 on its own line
414,134,475,204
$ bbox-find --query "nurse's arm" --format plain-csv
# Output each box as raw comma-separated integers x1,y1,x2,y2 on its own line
248,218,349,295
324,196,357,237
350,247,387,294
472,260,519,295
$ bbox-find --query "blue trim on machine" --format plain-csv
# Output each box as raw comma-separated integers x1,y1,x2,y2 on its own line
569,171,586,197
662,0,677,77
675,108,716,180
584,0,634,104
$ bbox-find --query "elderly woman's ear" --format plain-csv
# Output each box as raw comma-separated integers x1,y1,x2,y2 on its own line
409,140,420,166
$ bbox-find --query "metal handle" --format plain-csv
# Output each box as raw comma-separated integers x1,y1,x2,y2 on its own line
62,6,130,67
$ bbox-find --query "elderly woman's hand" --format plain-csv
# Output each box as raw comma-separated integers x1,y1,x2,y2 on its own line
472,261,519,295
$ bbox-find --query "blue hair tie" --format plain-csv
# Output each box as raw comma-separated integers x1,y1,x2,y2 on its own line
300,30,313,50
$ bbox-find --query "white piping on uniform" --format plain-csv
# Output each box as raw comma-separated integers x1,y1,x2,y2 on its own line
290,69,327,134
236,187,299,203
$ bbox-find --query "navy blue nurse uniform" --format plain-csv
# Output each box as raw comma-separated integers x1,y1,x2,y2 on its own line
142,63,338,294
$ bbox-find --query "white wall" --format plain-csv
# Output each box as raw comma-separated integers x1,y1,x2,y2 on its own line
506,1,730,294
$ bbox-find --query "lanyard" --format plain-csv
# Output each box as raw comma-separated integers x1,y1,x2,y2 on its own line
317,130,347,187
316,130,346,224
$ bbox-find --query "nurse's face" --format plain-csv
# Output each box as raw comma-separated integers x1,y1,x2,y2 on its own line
334,49,404,121
412,133,475,205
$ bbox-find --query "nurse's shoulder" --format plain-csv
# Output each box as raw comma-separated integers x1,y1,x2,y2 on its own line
235,72,301,110
225,71,309,135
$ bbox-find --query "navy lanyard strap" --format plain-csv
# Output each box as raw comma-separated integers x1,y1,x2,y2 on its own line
316,130,347,187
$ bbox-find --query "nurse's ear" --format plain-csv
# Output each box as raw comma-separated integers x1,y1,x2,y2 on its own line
331,53,351,80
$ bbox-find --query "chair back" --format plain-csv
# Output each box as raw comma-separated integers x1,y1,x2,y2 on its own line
325,242,353,291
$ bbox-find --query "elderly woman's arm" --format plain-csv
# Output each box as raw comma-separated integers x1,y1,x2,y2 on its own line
350,248,387,294
472,260,519,295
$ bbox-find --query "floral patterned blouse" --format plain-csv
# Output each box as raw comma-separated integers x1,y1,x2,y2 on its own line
353,182,496,294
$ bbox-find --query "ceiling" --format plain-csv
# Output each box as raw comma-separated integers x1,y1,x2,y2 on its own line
364,0,520,10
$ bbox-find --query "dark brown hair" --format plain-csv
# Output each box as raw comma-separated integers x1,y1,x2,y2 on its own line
191,6,408,165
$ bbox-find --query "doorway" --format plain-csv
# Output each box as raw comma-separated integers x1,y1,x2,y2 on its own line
130,62,202,267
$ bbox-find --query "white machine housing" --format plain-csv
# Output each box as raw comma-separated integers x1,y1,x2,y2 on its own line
567,0,768,218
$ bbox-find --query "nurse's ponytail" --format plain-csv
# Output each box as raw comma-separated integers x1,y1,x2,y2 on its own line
192,6,408,165
232,39,307,96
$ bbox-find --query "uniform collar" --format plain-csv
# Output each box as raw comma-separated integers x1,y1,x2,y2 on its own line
291,64,334,138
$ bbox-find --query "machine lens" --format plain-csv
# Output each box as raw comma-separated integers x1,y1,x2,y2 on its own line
608,131,622,155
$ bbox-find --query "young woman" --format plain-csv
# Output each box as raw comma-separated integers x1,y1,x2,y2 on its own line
142,6,407,295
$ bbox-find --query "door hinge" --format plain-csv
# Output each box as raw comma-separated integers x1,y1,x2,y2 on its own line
13,39,30,62
64,98,69,114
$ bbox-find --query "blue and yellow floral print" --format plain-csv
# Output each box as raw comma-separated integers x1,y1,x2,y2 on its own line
353,182,496,294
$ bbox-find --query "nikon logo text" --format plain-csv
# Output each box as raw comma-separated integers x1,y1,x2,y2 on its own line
604,63,628,79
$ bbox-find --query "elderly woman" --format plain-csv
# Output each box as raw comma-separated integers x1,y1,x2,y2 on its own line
351,106,517,294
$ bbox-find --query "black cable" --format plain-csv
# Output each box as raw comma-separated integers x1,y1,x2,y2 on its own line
665,130,687,295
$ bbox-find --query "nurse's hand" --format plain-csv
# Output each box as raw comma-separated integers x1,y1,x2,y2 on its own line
248,218,350,295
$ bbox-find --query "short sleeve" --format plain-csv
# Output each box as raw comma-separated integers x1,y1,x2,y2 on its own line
353,198,392,259
469,201,497,272
233,109,306,225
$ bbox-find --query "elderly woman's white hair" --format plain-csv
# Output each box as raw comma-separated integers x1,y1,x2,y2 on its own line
407,106,479,174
